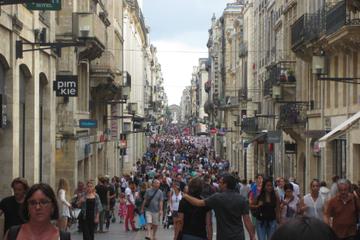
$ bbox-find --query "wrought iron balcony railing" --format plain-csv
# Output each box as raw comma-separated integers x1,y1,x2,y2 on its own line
241,117,258,134
291,9,326,50
278,103,307,129
326,0,360,35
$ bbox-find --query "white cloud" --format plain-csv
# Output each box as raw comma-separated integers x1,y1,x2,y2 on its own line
153,40,207,105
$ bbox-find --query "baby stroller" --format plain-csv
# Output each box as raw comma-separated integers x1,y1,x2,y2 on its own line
163,206,173,229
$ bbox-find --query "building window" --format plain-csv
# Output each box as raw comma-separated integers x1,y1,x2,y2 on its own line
342,54,347,107
78,63,89,112
0,63,4,103
39,74,47,182
333,138,346,178
353,52,358,105
334,56,339,108
19,68,27,177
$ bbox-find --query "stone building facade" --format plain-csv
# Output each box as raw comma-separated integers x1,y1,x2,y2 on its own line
0,4,57,196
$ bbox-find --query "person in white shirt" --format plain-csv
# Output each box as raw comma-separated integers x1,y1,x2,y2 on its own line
300,179,325,221
125,181,138,231
319,181,330,203
57,178,72,231
289,177,301,198
169,181,183,240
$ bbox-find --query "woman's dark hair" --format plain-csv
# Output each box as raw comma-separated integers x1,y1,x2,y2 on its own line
221,173,237,190
284,183,294,192
188,177,203,197
271,216,338,240
23,183,59,221
257,178,276,204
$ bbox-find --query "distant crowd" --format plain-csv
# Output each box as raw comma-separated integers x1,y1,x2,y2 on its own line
0,127,359,240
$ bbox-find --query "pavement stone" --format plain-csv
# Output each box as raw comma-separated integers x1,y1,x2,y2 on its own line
70,220,174,240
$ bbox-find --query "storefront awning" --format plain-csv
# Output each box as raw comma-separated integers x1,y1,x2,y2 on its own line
319,111,360,147
250,132,267,143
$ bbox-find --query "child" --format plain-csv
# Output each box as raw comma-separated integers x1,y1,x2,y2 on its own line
118,192,127,223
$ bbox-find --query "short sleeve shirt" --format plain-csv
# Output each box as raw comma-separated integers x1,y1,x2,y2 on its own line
205,191,249,240
178,198,210,239
125,187,135,206
0,196,25,235
144,188,163,213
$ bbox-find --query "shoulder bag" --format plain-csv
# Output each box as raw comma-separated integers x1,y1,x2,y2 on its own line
144,189,159,208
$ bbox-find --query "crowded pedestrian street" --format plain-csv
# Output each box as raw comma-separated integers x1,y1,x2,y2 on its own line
1,1,360,240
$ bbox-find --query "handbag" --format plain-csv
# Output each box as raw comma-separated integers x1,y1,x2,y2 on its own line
138,213,146,227
144,189,159,208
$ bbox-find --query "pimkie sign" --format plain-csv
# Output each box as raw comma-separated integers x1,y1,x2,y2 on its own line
53,75,78,97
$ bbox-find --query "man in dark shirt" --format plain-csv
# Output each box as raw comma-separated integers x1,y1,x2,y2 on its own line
183,174,256,240
0,178,29,235
95,177,110,233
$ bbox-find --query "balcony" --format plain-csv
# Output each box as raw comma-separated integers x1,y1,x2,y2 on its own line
241,117,258,134
73,12,106,60
326,0,360,39
277,103,307,129
90,51,121,83
291,9,326,52
263,61,297,101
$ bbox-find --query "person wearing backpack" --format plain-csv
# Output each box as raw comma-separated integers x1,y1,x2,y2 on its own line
4,183,71,240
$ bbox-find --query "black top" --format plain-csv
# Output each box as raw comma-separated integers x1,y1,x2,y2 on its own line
178,198,210,239
205,190,249,240
95,185,109,205
0,196,25,234
179,181,186,192
258,199,276,221
86,198,96,221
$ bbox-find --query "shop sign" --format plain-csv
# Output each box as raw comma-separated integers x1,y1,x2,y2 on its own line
285,143,297,154
53,75,78,97
26,0,61,10
79,119,97,128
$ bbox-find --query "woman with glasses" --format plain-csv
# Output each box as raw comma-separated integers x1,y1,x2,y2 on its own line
78,180,103,240
169,181,183,240
280,183,300,224
57,178,72,231
4,183,71,240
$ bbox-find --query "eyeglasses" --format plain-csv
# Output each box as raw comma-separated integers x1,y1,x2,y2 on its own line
28,199,52,208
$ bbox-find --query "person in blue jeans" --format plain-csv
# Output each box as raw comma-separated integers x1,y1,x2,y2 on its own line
253,178,280,240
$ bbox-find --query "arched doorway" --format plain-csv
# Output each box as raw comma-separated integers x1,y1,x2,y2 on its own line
39,73,48,182
19,64,32,177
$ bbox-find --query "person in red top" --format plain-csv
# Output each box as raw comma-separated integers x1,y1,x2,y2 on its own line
324,179,360,240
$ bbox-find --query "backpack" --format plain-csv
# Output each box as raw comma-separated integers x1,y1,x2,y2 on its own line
7,225,71,240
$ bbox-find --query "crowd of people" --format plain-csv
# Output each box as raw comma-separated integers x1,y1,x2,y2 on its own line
1,126,360,240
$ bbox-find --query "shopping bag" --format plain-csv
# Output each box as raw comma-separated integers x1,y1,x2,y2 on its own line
138,214,146,227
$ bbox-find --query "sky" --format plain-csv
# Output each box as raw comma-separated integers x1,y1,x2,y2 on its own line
143,0,236,105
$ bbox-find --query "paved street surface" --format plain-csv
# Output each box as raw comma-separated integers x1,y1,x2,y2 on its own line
70,214,251,240
71,222,173,240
